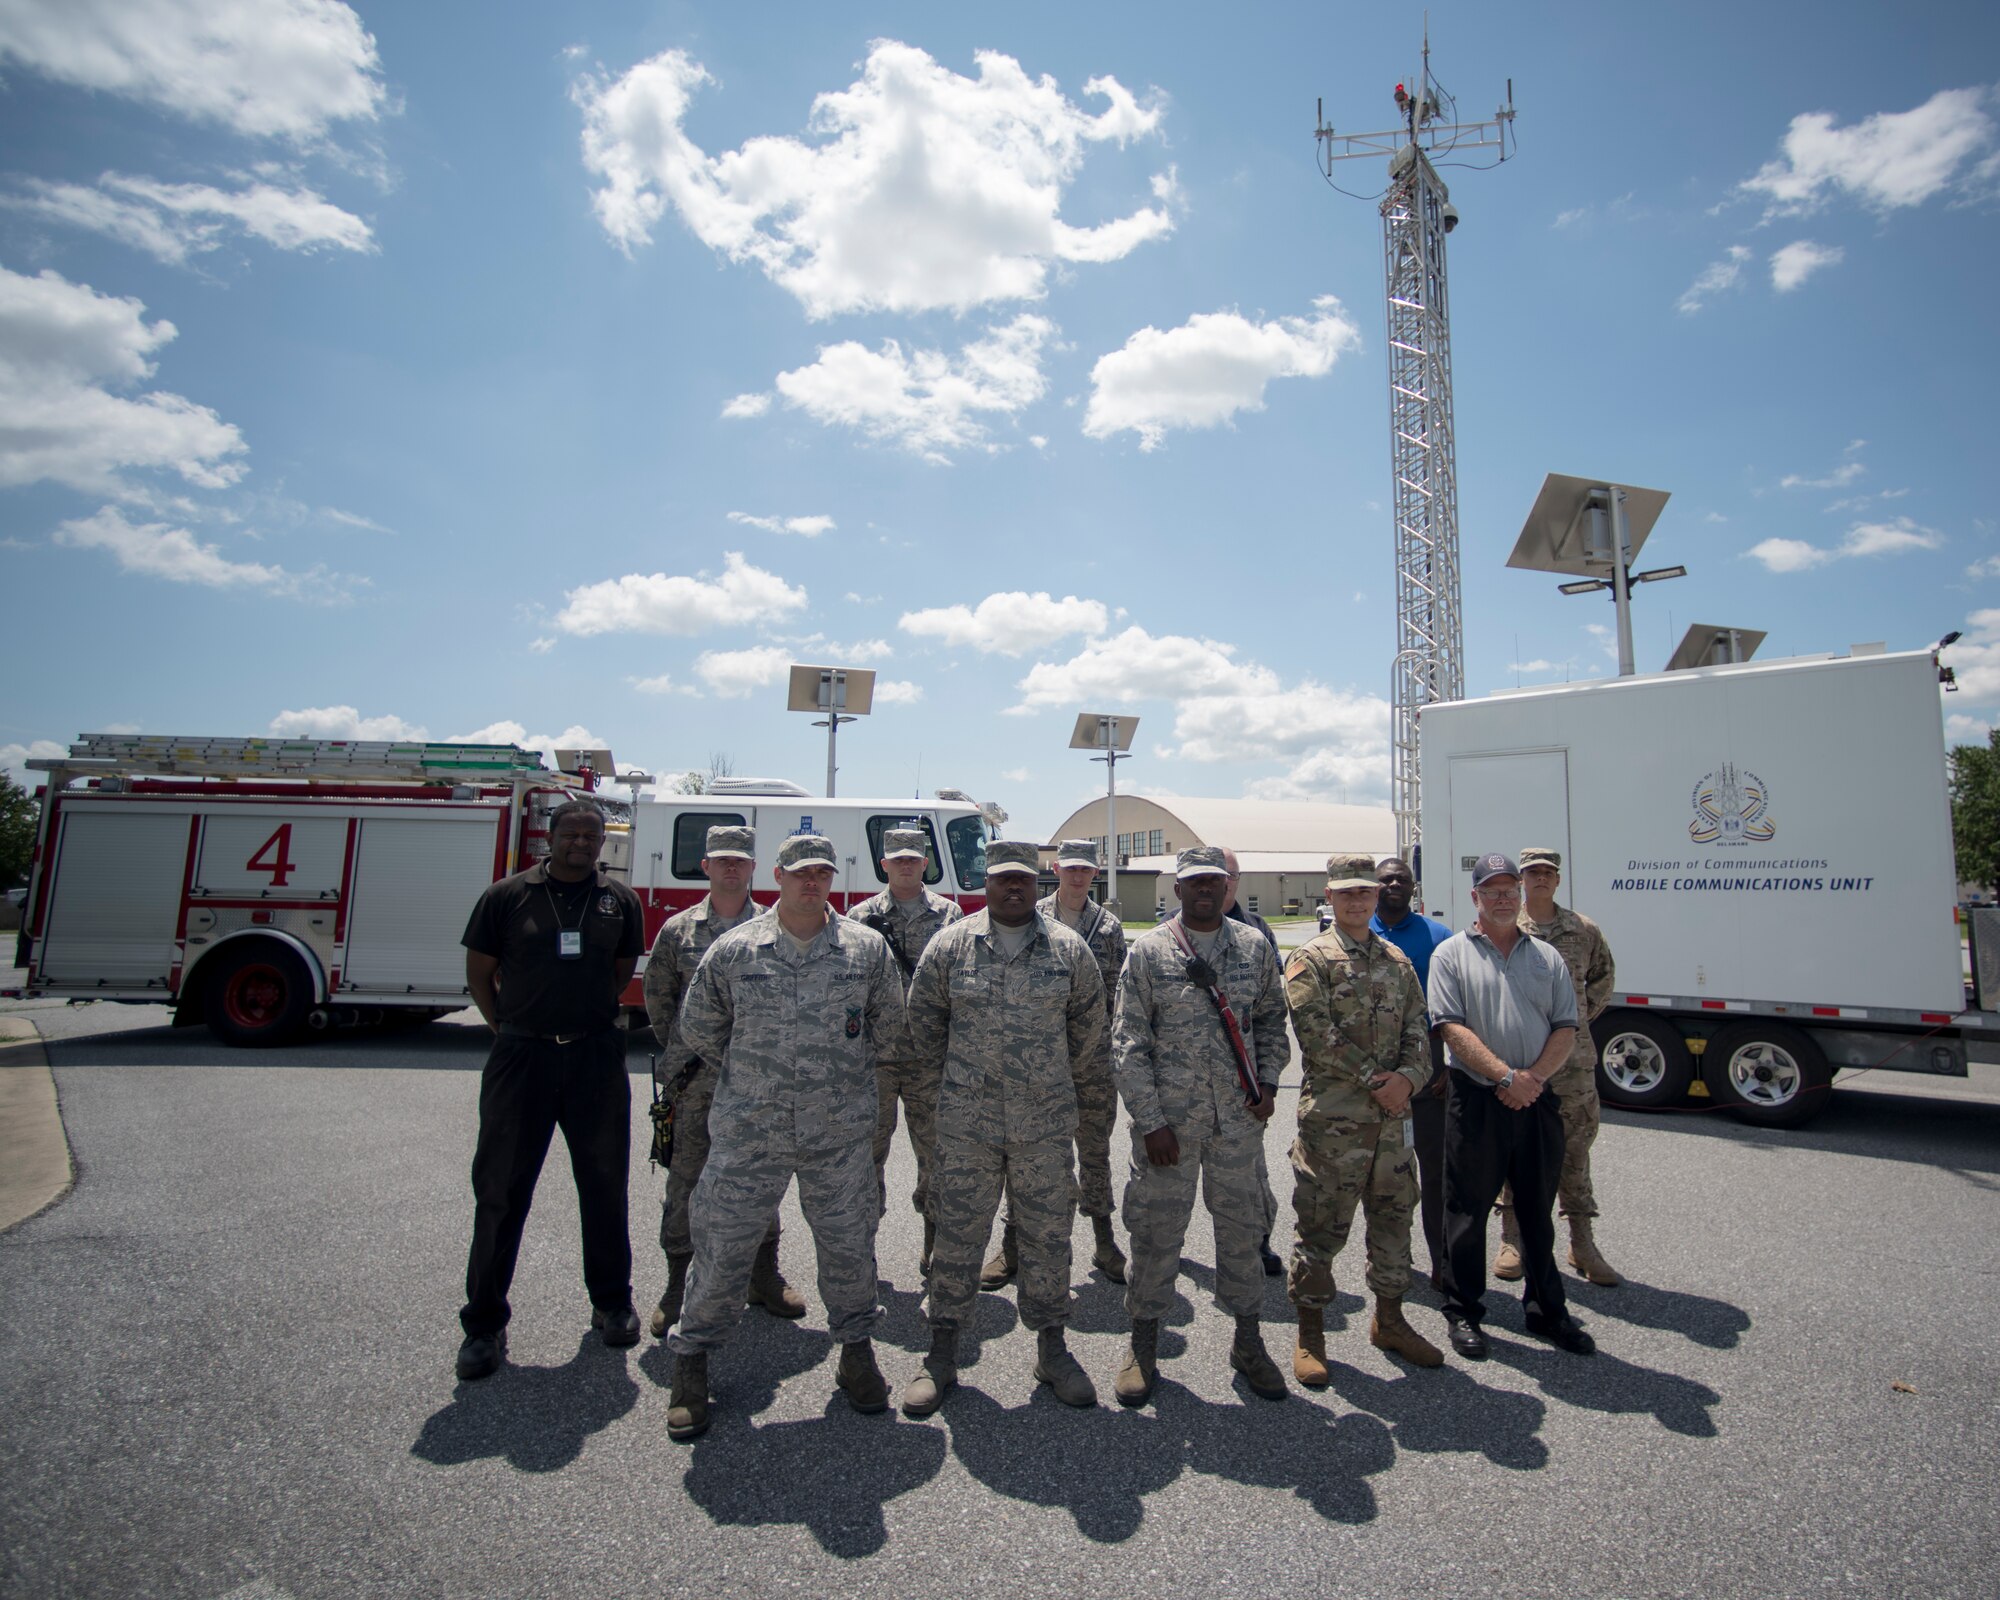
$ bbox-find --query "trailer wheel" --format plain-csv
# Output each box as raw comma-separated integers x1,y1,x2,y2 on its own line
206,943,313,1047
1703,1022,1831,1129
1592,1011,1693,1110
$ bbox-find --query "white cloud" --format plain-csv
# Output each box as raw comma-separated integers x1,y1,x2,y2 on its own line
1509,658,1566,674
1676,245,1751,314
1,738,66,788
0,0,386,139
773,313,1053,461
1083,295,1360,451
2,173,373,263
0,265,246,492
1745,516,1943,573
1780,461,1864,490
448,721,606,771
1966,555,2000,580
1012,625,1258,708
784,634,893,663
1740,88,1996,218
323,507,392,533
900,590,1107,656
54,505,334,595
268,705,425,740
873,679,923,705
527,636,555,654
573,40,1171,318
1769,239,1844,292
1942,611,2000,711
1946,712,1992,744
720,392,770,419
728,510,835,537
999,766,1032,783
692,644,792,698
555,550,807,635
629,673,696,695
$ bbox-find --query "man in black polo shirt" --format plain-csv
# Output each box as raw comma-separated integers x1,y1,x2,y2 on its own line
454,797,647,1381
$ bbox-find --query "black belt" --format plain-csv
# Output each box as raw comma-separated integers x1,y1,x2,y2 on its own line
497,1023,618,1044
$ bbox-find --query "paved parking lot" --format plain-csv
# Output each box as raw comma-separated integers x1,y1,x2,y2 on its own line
2,997,1997,1599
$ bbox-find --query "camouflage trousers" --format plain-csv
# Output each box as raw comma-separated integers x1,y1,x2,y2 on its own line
1288,1115,1418,1305
1498,1059,1601,1220
998,1062,1116,1230
928,1134,1076,1332
666,1133,883,1355
873,1058,939,1218
658,1065,777,1259
1123,1120,1268,1322
1201,1143,1279,1235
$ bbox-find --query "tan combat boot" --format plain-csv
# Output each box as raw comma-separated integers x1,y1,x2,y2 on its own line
746,1236,807,1318
1567,1217,1623,1286
648,1252,691,1338
1113,1318,1159,1407
1292,1305,1330,1388
667,1351,709,1441
1230,1316,1287,1401
834,1338,889,1413
1034,1326,1097,1407
1493,1206,1525,1281
1370,1295,1444,1368
1091,1215,1128,1284
980,1221,1018,1289
900,1325,958,1417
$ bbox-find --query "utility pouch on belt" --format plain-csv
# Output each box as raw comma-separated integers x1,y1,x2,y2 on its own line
647,1055,705,1169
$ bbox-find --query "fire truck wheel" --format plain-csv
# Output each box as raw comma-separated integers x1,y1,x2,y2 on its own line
1592,1011,1693,1110
206,942,314,1048
1702,1022,1831,1129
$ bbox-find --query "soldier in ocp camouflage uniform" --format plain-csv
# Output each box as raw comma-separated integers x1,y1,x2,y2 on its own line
640,825,804,1337
1284,853,1444,1381
663,834,908,1441
1498,846,1621,1286
848,827,964,1268
897,839,1107,1415
1112,846,1291,1407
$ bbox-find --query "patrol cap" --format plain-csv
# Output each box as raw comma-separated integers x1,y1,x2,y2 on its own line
881,827,929,861
1176,845,1230,879
984,839,1040,876
1518,846,1562,869
1325,852,1380,891
704,824,755,860
777,834,837,872
1055,838,1099,869
1471,851,1520,887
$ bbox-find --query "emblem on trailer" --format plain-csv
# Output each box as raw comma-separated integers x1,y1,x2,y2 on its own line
1689,763,1776,846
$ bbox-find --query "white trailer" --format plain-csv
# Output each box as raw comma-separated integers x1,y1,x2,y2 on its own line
1417,645,1999,1126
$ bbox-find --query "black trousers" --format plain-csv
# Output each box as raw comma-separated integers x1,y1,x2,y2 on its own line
1440,1070,1567,1327
461,1032,633,1338
1410,1037,1449,1279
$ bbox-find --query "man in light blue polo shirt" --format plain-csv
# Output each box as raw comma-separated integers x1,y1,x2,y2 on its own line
1427,852,1593,1360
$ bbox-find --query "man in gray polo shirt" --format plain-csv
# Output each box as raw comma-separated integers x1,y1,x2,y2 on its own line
1427,852,1594,1359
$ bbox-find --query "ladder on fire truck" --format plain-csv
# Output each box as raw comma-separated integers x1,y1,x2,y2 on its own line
34,734,558,785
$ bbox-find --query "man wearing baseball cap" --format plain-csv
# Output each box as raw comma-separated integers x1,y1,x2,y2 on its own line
663,834,910,1439
1426,852,1594,1359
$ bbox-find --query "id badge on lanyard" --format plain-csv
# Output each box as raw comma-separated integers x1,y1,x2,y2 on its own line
559,929,583,959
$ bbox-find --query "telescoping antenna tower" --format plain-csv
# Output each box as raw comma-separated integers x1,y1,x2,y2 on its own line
1316,35,1514,859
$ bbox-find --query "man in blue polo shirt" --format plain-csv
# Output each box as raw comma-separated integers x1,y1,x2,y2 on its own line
1369,857,1454,1290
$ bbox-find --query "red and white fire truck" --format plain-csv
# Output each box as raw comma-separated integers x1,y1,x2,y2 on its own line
12,737,994,1047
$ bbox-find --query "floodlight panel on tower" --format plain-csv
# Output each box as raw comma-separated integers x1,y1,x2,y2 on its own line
554,748,616,777
786,664,875,715
1667,623,1767,672
1507,474,1670,577
1068,713,1138,751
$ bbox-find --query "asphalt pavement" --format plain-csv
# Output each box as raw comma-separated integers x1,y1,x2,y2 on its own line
1,993,1997,1599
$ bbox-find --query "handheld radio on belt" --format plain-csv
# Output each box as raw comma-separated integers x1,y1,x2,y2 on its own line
647,1054,706,1169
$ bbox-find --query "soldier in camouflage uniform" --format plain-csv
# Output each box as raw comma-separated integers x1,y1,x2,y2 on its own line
1497,846,1621,1286
641,825,805,1337
898,840,1107,1415
1111,846,1291,1407
663,835,908,1441
848,827,964,1270
983,838,1127,1289
1284,853,1444,1381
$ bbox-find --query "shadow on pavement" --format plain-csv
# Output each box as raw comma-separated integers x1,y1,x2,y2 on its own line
410,1331,639,1473
1324,1359,1549,1469
1565,1276,1752,1350
635,1314,829,1419
1482,1326,1722,1438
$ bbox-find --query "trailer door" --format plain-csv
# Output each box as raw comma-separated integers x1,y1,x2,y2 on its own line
342,814,502,995
1441,750,1571,929
39,808,188,985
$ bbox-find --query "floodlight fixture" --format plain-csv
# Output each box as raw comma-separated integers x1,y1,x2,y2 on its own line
786,664,876,796
1070,713,1139,911
1557,578,1609,596
1633,565,1688,585
1511,473,1677,677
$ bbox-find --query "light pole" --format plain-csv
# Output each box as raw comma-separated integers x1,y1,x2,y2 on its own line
1070,712,1138,912
1510,473,1683,678
786,665,875,797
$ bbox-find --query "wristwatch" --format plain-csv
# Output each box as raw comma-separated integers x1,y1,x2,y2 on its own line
1497,1067,1517,1091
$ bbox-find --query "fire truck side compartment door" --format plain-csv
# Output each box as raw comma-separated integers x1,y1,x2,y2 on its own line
342,814,502,993
195,814,345,898
40,809,188,984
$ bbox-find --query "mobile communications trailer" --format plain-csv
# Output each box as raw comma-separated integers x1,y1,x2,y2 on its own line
1416,645,2000,1126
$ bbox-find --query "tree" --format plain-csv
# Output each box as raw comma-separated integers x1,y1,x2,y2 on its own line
1949,730,2000,898
0,772,36,891
667,751,734,796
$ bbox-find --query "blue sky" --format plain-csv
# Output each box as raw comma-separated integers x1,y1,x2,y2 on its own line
5,0,1998,842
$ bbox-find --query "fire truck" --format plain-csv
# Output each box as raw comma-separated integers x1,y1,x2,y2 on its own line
12,737,995,1047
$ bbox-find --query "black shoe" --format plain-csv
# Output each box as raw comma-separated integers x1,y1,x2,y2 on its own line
1445,1318,1489,1361
456,1330,505,1381
592,1304,642,1349
1259,1234,1284,1277
1524,1310,1596,1355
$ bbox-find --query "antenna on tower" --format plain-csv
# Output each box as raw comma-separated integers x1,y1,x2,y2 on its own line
1316,39,1515,862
